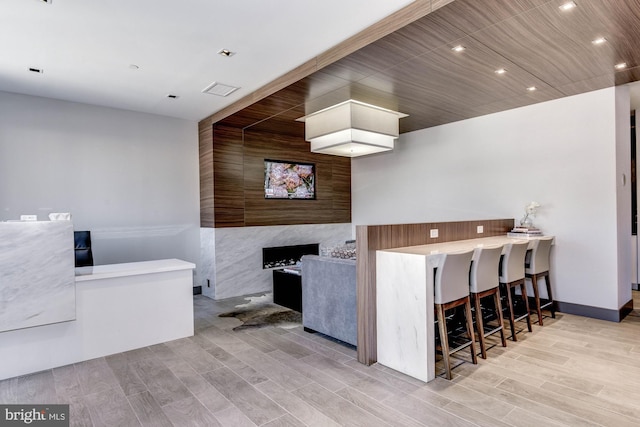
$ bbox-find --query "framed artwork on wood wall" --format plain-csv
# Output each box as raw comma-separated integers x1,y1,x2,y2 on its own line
264,159,315,199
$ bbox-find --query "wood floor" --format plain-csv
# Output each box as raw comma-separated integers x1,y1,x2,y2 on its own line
2,293,640,426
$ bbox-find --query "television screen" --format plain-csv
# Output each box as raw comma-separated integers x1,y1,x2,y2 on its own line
264,159,315,199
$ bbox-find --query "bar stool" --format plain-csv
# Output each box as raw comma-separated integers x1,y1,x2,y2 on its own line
499,241,532,341
525,237,555,325
470,245,507,359
434,250,476,380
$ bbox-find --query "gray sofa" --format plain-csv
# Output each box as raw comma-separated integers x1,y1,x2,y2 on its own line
301,254,356,346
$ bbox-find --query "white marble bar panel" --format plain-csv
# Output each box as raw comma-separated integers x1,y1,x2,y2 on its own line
212,223,352,300
376,251,435,382
0,259,195,380
376,235,553,382
0,220,75,333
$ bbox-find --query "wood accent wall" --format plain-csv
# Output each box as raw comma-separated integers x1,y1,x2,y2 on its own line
212,125,244,227
199,121,214,228
203,124,351,228
355,218,514,365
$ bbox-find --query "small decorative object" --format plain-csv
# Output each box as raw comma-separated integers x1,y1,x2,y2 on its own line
519,201,540,228
329,242,356,259
48,212,71,221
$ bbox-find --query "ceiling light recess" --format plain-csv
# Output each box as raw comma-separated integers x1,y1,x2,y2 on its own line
297,100,408,158
526,86,537,92
614,62,627,70
202,81,239,97
451,45,466,52
218,49,235,57
495,68,507,75
592,37,607,45
559,1,577,11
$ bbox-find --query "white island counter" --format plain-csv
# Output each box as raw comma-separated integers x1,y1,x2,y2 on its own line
0,258,195,380
376,235,550,382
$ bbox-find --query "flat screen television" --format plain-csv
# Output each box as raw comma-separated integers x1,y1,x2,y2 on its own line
264,159,315,199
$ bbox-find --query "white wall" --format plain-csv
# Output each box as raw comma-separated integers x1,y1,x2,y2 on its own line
0,91,200,269
353,87,631,312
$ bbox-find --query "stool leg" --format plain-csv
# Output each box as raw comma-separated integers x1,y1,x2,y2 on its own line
494,287,507,347
519,281,533,332
545,273,556,318
530,275,544,326
464,297,478,365
473,293,487,359
436,304,452,380
504,283,517,341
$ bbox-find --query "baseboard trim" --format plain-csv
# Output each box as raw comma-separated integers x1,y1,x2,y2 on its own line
556,298,634,322
193,286,202,295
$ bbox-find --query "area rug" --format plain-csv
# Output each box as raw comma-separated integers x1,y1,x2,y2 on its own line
218,293,301,331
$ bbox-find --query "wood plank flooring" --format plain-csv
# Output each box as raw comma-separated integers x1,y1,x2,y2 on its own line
2,292,640,426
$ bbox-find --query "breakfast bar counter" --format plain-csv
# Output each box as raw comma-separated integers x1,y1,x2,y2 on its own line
376,235,551,382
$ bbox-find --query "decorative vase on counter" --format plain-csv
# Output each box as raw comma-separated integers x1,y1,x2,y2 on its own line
519,201,540,228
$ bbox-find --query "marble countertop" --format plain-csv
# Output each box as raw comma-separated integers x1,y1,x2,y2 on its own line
379,235,552,256
75,258,195,282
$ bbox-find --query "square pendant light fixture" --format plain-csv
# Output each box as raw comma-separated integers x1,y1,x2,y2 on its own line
297,100,408,158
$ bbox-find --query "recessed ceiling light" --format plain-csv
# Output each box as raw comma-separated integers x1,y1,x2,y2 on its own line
28,67,43,74
495,68,507,75
451,45,466,53
592,37,607,45
526,86,537,92
166,94,179,99
218,49,235,57
39,0,52,3
614,62,627,70
128,64,139,70
559,1,577,11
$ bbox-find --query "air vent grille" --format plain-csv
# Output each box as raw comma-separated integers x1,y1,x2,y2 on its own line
202,82,239,97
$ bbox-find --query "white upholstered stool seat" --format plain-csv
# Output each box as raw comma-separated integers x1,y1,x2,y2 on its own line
525,237,555,325
434,249,477,380
470,245,507,359
499,241,532,341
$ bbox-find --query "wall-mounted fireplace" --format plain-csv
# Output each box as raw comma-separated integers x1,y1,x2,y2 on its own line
262,243,319,269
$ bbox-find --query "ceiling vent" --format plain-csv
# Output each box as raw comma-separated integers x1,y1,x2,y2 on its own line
202,82,239,97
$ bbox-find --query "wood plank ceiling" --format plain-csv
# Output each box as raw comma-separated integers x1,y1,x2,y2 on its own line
204,0,640,138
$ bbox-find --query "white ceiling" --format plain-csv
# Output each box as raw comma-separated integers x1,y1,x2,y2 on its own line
0,0,414,122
